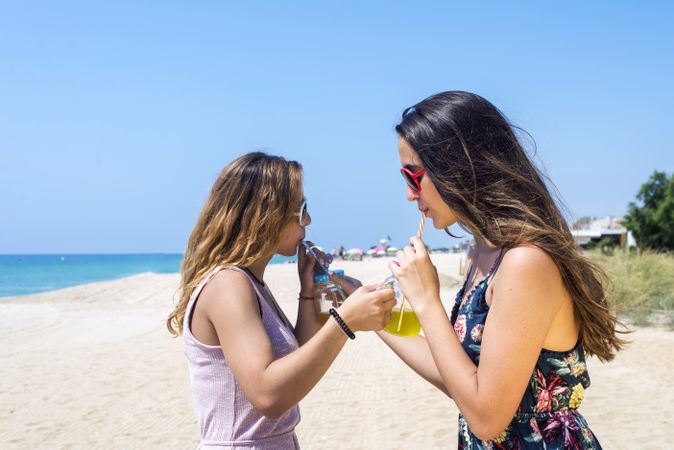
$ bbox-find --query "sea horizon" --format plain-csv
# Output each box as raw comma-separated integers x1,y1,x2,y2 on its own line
0,253,296,298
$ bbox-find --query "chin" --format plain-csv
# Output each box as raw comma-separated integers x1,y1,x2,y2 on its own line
278,245,298,257
431,217,445,229
432,216,456,230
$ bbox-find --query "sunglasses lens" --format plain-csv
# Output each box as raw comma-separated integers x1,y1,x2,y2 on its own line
300,203,308,225
401,170,419,192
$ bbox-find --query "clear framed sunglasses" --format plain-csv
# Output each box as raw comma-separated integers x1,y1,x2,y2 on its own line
294,199,309,226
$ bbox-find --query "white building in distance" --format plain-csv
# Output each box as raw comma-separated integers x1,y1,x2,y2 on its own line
570,216,637,249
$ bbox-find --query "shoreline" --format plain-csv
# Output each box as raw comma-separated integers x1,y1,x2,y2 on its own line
0,252,465,299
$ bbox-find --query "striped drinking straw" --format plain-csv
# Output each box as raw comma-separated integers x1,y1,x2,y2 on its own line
417,212,426,239
397,212,426,331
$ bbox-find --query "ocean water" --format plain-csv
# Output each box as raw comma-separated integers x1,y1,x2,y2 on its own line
0,254,296,297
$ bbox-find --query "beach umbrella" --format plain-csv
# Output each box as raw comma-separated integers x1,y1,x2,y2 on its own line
366,248,378,256
386,246,398,255
346,247,364,261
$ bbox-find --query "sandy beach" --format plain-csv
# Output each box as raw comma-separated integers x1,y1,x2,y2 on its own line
1,253,671,449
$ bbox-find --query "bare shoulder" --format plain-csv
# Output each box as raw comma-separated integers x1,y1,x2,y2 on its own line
199,269,258,313
500,245,559,280
490,245,564,313
493,245,562,296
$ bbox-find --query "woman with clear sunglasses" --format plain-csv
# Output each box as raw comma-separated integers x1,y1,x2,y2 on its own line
167,152,395,449
333,92,626,449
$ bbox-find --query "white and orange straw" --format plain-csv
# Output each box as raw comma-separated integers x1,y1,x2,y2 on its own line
397,212,425,331
417,212,426,239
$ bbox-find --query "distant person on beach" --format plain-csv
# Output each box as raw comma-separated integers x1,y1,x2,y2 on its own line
167,152,394,449
333,91,627,449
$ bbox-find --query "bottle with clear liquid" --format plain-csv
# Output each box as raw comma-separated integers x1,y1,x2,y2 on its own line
313,270,347,325
380,275,421,337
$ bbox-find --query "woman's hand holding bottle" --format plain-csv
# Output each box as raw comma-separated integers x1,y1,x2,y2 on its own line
388,236,440,312
337,286,395,332
297,242,317,297
329,272,362,296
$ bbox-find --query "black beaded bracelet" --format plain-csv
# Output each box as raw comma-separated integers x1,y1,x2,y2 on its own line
329,308,356,340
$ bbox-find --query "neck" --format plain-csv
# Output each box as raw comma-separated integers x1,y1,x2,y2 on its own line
246,256,271,283
470,237,501,273
473,236,497,252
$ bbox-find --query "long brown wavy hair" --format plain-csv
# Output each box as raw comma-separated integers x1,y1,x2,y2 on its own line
396,91,628,362
167,152,304,336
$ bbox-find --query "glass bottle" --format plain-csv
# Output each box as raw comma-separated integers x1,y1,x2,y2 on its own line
313,271,347,325
380,275,421,337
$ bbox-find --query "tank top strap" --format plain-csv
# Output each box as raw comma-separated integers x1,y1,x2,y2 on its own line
184,266,267,332
184,265,295,335
266,285,296,329
221,267,295,331
218,266,268,304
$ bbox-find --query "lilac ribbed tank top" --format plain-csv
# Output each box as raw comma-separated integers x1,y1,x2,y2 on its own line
183,266,301,449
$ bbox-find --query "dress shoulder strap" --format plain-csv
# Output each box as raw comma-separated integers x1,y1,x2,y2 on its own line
460,255,477,294
485,248,507,285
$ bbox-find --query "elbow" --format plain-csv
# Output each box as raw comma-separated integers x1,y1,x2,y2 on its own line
472,427,504,443
259,408,285,421
434,381,451,398
467,417,510,442
260,406,287,421
251,395,290,420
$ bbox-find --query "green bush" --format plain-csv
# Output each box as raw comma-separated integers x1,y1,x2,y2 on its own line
587,237,617,256
591,250,674,327
623,171,674,251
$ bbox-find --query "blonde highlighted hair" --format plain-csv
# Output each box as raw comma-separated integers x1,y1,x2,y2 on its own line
167,152,303,336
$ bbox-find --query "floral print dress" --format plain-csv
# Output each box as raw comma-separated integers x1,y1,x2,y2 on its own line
450,250,602,449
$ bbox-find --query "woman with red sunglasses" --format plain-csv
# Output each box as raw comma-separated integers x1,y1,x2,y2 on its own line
334,92,626,449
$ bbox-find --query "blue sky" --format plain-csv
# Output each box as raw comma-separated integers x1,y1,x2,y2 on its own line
1,1,673,254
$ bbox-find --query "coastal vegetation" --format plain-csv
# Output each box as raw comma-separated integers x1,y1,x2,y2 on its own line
593,250,674,328
591,171,674,327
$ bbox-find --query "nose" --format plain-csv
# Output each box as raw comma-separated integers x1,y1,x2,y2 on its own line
406,185,419,202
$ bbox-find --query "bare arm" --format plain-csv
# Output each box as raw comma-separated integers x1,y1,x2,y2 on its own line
203,270,395,419
292,242,328,345
330,270,448,396
375,331,449,395
293,299,322,345
392,240,563,440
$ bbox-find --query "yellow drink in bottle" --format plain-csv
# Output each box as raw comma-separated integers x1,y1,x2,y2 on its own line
384,307,421,336
313,271,347,326
380,275,421,337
